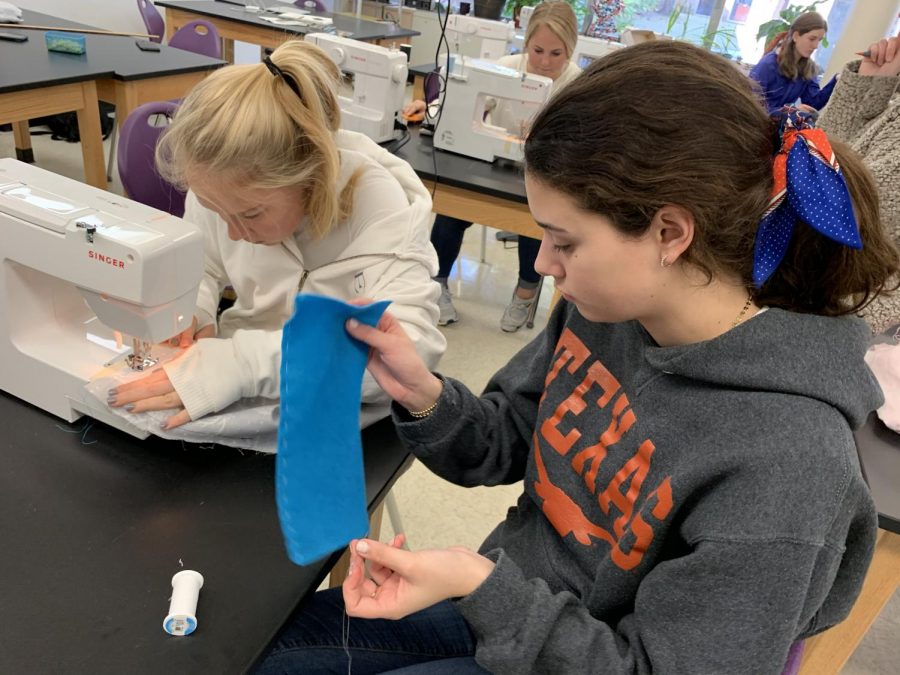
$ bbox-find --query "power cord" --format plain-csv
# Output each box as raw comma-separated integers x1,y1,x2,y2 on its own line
427,3,452,200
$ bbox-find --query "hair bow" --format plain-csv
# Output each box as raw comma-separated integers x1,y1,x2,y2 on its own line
752,112,861,287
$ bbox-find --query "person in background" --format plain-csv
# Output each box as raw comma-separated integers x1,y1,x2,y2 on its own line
750,11,836,115
818,30,900,332
106,40,446,429
403,1,581,332
254,41,898,674
584,0,624,41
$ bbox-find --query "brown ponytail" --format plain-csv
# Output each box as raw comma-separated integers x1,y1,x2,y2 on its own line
524,41,899,318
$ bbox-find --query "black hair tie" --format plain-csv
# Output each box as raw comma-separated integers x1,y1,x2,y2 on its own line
263,56,302,100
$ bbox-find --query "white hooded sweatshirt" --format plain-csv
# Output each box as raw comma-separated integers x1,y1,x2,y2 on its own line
164,130,446,422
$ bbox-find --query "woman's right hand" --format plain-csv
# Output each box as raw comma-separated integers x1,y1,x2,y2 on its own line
168,316,215,348
859,32,900,77
345,310,443,415
401,99,427,118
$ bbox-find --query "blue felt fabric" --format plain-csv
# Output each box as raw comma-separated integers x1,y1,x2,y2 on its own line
277,294,390,565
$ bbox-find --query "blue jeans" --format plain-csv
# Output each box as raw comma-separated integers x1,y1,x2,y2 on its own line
253,588,490,675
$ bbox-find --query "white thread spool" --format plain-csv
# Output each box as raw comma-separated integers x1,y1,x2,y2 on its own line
163,570,204,636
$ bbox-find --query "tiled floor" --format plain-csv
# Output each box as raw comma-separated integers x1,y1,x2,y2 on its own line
1,126,896,674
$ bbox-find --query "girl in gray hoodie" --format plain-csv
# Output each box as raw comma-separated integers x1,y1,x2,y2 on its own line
256,41,899,674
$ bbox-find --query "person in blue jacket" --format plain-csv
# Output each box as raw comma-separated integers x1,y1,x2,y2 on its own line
750,11,836,115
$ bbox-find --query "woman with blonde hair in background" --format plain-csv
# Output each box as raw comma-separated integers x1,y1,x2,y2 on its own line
404,1,581,332
750,11,836,115
106,40,445,429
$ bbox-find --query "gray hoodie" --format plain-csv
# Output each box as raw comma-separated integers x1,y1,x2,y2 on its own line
395,301,879,674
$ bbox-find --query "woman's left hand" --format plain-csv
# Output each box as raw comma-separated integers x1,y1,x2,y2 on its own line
343,537,495,620
107,367,191,429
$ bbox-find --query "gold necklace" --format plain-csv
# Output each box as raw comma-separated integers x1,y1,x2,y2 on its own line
731,295,754,329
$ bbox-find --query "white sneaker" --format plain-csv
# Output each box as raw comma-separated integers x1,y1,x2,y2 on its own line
437,285,458,326
500,292,536,332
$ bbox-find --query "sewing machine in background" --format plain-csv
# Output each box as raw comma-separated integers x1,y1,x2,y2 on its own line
306,33,408,144
445,14,515,61
0,159,203,438
518,5,534,32
573,35,625,69
433,56,552,163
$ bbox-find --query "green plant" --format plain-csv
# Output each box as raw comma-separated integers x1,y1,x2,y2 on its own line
665,3,692,40
755,1,829,48
662,4,738,57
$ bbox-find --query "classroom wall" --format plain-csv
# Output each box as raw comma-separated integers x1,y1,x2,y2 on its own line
22,0,148,35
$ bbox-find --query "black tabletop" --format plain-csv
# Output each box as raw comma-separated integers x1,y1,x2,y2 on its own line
156,0,419,42
0,391,411,673
0,11,224,93
856,413,900,534
394,124,527,203
0,15,113,94
409,61,436,78
857,327,900,535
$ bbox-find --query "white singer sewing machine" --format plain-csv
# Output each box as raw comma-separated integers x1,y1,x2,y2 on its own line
0,159,203,438
518,5,534,32
573,35,624,69
445,15,515,61
306,33,408,144
433,56,552,163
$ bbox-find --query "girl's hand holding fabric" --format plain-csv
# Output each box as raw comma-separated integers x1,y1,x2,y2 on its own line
345,310,443,415
107,367,191,430
343,537,495,620
167,316,216,348
402,99,426,118
859,32,900,77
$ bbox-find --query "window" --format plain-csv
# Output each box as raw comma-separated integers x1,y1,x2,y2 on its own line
615,0,856,70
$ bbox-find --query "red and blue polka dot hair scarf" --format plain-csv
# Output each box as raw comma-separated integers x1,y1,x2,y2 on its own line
752,109,862,287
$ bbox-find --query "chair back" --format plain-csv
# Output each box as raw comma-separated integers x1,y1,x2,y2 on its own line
168,19,222,59
424,69,441,104
117,101,186,218
136,0,165,43
780,641,805,675
294,0,328,12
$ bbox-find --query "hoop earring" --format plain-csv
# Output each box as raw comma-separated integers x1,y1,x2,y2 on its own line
660,255,670,268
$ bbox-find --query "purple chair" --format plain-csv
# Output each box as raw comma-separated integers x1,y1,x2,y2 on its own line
137,0,165,43
294,0,328,12
168,19,222,59
117,101,186,218
781,641,805,675
424,69,440,104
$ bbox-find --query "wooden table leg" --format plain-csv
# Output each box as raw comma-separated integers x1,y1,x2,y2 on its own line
74,81,108,190
12,121,33,163
799,529,900,674
412,73,425,104
223,37,235,63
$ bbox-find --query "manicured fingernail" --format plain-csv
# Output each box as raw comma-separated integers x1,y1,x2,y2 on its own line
347,318,359,329
159,421,169,430
356,540,369,554
107,396,117,405
124,404,135,412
